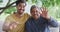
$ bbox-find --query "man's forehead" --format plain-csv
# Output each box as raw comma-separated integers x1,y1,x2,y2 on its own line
31,8,40,12
16,2,26,6
19,3,25,5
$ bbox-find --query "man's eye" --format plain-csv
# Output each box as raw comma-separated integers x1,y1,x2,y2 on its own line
36,11,38,12
23,6,25,8
18,5,21,7
32,11,34,12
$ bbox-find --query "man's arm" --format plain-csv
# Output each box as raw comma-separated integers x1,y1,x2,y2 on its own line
40,7,58,27
47,17,58,27
2,16,11,32
25,21,32,32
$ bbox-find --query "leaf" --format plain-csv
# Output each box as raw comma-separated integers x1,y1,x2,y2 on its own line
4,7,16,14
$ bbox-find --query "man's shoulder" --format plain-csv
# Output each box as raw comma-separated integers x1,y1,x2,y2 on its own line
26,17,33,25
26,17,32,22
24,13,30,16
6,14,14,19
24,13,30,19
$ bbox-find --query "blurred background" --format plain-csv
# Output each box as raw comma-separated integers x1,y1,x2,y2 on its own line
0,0,60,32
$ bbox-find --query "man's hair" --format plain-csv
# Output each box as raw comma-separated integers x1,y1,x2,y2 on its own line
30,5,40,11
16,0,26,6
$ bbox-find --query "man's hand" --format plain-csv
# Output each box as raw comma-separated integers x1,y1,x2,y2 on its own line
40,7,50,19
3,22,10,31
9,22,19,30
3,22,19,32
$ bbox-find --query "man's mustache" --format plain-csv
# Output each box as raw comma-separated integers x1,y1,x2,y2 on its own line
33,14,38,16
19,9,24,11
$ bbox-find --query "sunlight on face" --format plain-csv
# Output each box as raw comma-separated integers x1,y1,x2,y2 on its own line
16,3,26,14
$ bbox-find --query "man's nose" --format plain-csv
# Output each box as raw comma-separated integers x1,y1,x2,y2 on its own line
21,7,24,10
19,7,23,10
34,12,36,14
21,7,24,9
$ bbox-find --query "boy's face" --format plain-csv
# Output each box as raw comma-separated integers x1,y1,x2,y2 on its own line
30,8,41,19
16,3,26,14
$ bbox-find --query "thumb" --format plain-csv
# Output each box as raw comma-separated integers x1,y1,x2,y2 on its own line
10,25,13,30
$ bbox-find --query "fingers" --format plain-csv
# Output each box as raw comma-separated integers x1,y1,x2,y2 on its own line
10,23,17,29
9,22,18,30
9,24,17,30
40,7,48,12
40,7,48,17
41,7,48,14
10,25,13,30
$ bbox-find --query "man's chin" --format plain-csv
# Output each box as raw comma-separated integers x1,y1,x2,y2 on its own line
18,12,23,15
33,16,38,18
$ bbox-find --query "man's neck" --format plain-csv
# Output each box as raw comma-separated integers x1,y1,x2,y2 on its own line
15,12,24,18
32,16,41,20
33,17,39,20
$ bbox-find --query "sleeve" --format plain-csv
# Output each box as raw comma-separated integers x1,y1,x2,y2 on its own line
47,17,58,27
25,21,32,32
2,16,11,31
25,13,30,18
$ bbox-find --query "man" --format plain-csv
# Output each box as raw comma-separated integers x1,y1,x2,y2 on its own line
25,5,58,32
2,0,30,32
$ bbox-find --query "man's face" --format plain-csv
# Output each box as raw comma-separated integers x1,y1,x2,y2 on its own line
30,8,41,19
16,3,26,14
